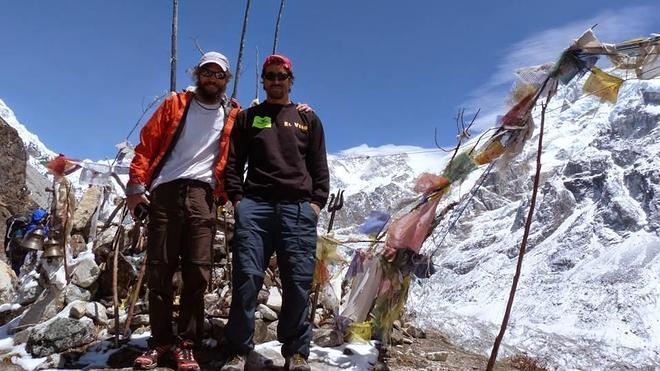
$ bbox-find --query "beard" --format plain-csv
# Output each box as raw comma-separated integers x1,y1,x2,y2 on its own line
265,85,287,100
197,81,225,103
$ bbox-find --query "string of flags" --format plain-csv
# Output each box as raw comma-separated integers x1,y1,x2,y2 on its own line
318,28,659,344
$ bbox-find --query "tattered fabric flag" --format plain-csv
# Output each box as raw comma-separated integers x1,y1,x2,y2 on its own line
414,173,450,195
371,252,412,343
395,249,437,279
313,235,344,285
473,137,505,165
344,249,369,283
339,253,383,323
499,92,536,128
79,160,112,186
551,50,599,85
358,210,390,236
606,37,659,80
583,67,624,103
551,29,607,85
637,44,659,80
442,152,476,183
46,154,81,176
385,196,441,254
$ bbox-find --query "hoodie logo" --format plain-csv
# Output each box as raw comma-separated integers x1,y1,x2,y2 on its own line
252,116,272,129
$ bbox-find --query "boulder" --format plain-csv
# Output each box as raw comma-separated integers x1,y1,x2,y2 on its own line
0,304,25,326
266,286,282,313
85,301,108,326
253,318,277,344
0,260,17,304
403,323,426,339
26,317,96,357
96,252,137,299
204,292,228,317
312,328,343,347
70,257,100,288
63,283,91,304
257,288,270,305
257,304,278,321
15,276,44,306
69,301,87,319
69,234,87,258
426,351,449,362
71,186,103,238
19,286,65,327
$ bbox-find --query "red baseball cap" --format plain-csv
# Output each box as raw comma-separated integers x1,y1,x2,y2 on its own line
263,54,293,74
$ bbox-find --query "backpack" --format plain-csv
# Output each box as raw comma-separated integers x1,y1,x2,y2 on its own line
4,214,29,252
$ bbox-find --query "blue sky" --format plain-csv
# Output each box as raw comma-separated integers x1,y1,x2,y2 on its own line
0,1,658,160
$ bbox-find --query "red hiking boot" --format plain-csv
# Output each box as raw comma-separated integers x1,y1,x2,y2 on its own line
134,345,171,370
173,340,201,371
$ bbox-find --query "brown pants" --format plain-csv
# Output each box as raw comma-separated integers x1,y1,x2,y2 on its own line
146,179,215,347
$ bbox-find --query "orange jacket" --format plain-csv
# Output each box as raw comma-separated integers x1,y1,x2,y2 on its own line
127,91,240,202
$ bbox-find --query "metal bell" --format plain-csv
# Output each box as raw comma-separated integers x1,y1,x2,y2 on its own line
22,228,47,251
42,238,64,258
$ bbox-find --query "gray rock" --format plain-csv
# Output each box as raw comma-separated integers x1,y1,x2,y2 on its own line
69,301,87,319
69,234,88,259
312,328,343,347
70,258,101,288
253,319,277,344
403,323,426,339
15,277,44,306
0,304,25,326
26,317,96,357
426,351,449,362
85,301,108,325
257,288,270,305
266,287,282,313
257,304,278,321
71,186,103,238
19,286,65,327
0,260,17,304
63,283,92,304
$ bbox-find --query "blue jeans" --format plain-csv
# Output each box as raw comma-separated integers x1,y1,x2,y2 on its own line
224,197,318,358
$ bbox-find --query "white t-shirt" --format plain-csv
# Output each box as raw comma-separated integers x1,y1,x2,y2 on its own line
150,98,225,191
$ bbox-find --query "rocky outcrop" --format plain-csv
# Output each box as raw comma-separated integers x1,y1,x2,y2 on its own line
0,260,17,304
0,118,35,249
26,317,96,357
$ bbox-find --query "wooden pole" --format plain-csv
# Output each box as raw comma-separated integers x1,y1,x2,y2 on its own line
112,207,128,347
486,91,552,370
123,235,148,339
231,0,252,100
254,46,259,102
272,0,286,54
170,0,179,92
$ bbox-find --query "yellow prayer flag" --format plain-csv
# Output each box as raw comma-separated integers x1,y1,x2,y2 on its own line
583,67,624,103
474,139,505,165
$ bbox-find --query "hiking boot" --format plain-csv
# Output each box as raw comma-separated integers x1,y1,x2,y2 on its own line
173,340,200,371
284,353,311,371
220,354,246,371
133,344,171,370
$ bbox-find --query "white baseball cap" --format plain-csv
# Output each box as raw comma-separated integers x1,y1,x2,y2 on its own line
198,52,230,72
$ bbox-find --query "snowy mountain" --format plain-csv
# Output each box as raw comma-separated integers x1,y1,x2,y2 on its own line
0,99,129,206
2,74,659,368
0,99,56,176
401,77,660,369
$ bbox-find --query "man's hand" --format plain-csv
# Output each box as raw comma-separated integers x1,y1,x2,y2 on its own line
310,203,321,217
296,103,314,113
127,193,150,219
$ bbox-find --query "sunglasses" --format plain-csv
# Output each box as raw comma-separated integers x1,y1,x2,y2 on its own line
263,72,290,81
199,68,227,80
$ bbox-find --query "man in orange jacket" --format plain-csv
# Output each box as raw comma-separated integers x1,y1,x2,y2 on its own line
128,51,237,371
128,52,312,371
